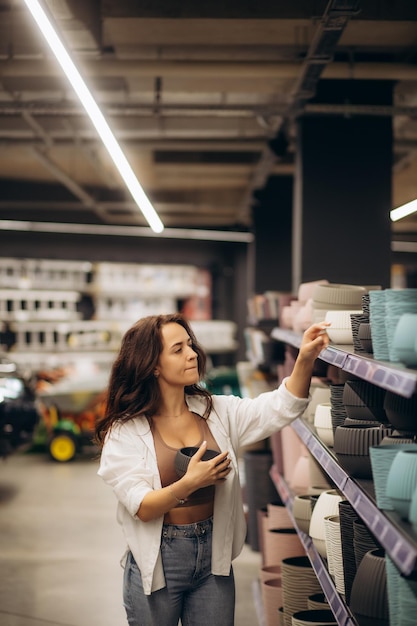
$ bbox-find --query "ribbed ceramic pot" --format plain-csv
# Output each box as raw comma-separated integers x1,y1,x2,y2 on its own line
386,448,417,519
333,423,392,479
369,289,389,361
325,309,359,344
307,594,329,611
350,312,369,353
350,549,389,626
329,383,348,435
358,322,373,353
384,392,417,433
291,609,337,625
369,443,417,510
293,494,315,534
261,577,283,626
342,380,388,423
264,527,305,568
353,518,380,570
267,502,292,530
344,417,382,427
281,556,322,625
308,489,343,559
385,554,401,626
313,403,334,447
397,567,417,626
312,283,366,309
260,564,282,584
324,515,345,596
391,313,417,366
305,385,331,424
380,433,416,445
338,500,359,605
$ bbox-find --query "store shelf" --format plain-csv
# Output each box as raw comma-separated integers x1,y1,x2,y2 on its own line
290,418,417,577
271,327,417,398
270,465,358,626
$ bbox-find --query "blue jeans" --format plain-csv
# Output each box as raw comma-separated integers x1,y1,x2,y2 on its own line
123,517,235,626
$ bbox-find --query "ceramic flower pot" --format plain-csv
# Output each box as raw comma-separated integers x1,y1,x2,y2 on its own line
369,443,417,510
308,489,343,559
281,556,322,624
264,527,305,568
391,313,417,366
338,500,360,605
342,379,387,423
384,391,417,434
358,322,373,353
333,423,392,479
313,403,334,447
244,450,278,551
350,548,389,626
175,446,219,477
307,594,329,611
260,564,282,584
292,494,315,534
386,448,417,519
291,609,337,625
261,577,283,626
324,515,345,596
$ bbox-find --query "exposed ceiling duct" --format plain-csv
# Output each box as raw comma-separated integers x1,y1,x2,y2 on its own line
0,1,416,237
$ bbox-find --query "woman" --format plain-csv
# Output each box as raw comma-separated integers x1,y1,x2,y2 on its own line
95,313,329,626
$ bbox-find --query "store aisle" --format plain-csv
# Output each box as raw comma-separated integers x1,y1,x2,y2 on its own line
0,451,261,626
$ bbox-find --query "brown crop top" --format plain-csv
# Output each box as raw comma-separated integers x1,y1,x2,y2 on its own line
151,413,220,508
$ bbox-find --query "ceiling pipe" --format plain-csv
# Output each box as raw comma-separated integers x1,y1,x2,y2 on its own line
1,59,416,80
2,101,417,118
30,146,104,214
0,219,253,243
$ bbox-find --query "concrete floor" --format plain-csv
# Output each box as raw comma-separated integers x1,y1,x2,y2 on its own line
0,449,262,626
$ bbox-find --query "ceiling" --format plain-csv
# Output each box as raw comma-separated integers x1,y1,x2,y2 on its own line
1,0,417,243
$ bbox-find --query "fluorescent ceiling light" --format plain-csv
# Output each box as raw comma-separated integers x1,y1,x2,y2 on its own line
23,0,164,234
390,198,417,222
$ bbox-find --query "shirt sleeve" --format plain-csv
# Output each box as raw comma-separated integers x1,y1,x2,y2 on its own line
97,424,155,518
214,376,310,450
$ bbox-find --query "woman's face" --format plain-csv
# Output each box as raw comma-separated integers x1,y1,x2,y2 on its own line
156,322,199,387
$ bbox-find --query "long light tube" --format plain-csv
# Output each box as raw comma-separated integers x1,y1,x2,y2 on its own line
23,0,164,233
390,198,417,222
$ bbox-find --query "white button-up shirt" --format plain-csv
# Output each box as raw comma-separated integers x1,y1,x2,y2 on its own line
97,379,309,595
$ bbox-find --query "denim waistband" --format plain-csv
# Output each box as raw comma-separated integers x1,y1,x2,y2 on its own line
162,516,213,539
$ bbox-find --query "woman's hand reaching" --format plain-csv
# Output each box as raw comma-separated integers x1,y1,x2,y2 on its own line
285,322,330,399
298,322,330,362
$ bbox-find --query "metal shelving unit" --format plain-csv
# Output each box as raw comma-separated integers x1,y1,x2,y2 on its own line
268,326,417,624
289,418,417,576
270,465,358,626
271,327,417,399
